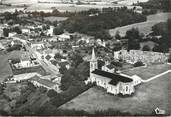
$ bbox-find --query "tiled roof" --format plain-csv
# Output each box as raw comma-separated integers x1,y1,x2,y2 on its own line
106,64,115,70
31,75,57,88
92,69,133,85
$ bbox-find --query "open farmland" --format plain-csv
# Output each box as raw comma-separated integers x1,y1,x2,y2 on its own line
2,0,36,5
109,12,171,36
44,16,68,22
60,71,171,115
25,3,124,12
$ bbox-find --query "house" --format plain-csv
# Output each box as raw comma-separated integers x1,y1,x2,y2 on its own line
31,42,45,50
30,75,59,91
57,33,70,41
11,52,39,69
96,39,106,47
102,63,115,73
86,48,135,95
9,32,17,37
21,27,30,34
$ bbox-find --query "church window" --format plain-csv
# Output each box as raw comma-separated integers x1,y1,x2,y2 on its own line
126,86,129,92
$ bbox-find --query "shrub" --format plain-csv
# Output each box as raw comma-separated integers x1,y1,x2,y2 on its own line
47,89,58,98
142,45,150,51
133,61,144,67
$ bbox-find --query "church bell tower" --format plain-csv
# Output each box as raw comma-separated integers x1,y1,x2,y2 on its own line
90,48,98,74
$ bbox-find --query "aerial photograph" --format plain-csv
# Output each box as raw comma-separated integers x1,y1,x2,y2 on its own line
0,0,171,116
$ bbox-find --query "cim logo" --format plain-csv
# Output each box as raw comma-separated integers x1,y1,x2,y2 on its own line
155,107,166,115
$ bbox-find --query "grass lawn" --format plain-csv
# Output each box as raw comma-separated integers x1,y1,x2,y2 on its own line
121,64,171,80
60,72,171,115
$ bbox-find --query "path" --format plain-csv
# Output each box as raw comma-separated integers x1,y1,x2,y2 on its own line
142,69,171,83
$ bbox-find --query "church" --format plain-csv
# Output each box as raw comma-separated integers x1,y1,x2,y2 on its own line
86,48,135,95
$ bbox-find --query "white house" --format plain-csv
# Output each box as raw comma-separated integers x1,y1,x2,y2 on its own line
9,32,17,37
57,33,70,41
31,42,45,50
22,28,30,34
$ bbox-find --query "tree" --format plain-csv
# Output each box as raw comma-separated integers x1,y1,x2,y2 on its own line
133,61,144,67
0,84,3,95
115,31,121,40
59,66,67,74
126,28,141,51
54,53,63,60
11,58,20,64
47,89,58,98
142,45,150,51
53,27,64,35
13,27,22,34
69,52,83,68
3,28,9,37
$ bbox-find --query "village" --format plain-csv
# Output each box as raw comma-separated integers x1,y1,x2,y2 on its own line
0,0,171,116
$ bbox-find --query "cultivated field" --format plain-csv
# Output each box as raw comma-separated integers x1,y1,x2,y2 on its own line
109,12,171,36
60,72,171,115
44,16,68,22
121,64,171,80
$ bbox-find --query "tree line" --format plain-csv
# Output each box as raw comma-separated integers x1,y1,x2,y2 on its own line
61,7,146,40
138,0,171,12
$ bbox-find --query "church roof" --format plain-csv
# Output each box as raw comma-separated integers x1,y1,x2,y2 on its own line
92,69,133,85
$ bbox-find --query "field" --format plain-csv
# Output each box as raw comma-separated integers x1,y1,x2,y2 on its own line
121,64,171,80
44,16,68,22
60,72,171,115
109,12,171,36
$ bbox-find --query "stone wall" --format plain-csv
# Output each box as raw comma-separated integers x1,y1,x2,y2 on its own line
114,50,169,64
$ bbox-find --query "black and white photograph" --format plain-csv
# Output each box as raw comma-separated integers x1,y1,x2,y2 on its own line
0,0,171,116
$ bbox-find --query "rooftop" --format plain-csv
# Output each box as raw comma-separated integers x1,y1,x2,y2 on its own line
92,69,133,85
31,75,57,88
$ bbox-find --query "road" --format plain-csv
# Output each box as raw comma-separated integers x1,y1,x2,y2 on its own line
13,37,60,76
